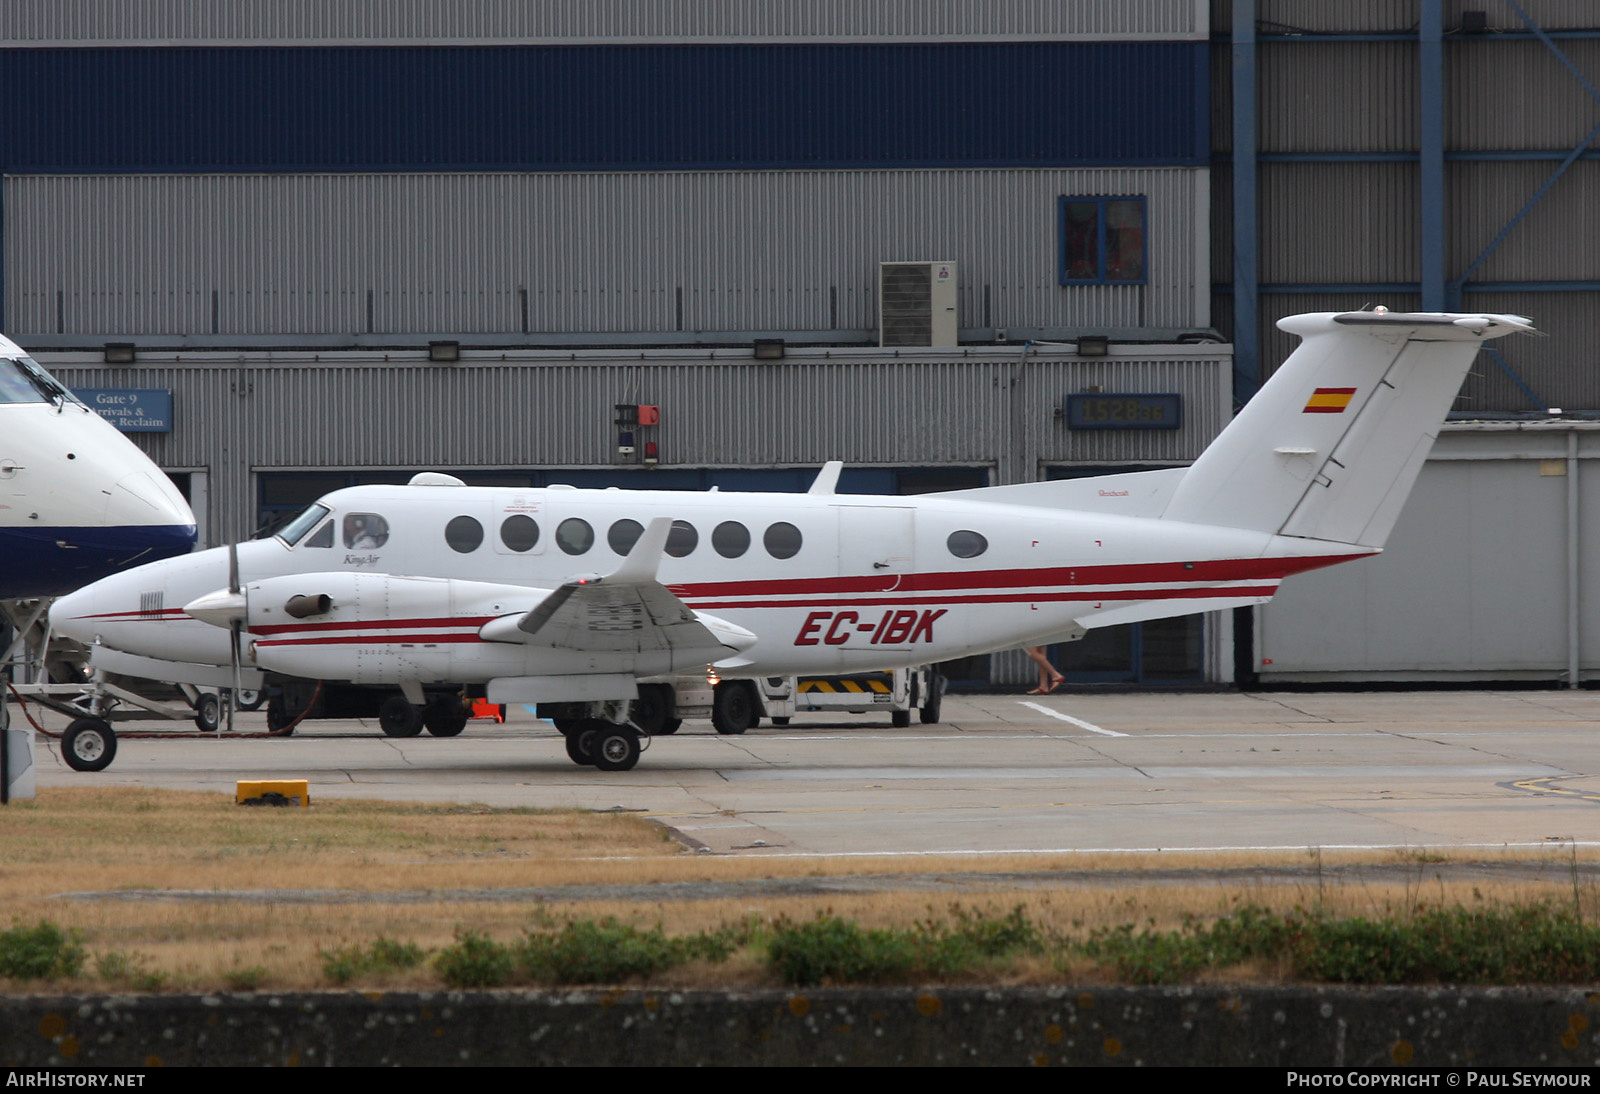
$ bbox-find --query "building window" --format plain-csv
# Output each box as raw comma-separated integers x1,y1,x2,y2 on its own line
1057,196,1146,285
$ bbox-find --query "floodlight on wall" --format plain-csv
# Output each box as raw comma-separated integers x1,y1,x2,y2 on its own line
103,343,136,364
428,340,461,363
753,338,786,360
1076,335,1110,358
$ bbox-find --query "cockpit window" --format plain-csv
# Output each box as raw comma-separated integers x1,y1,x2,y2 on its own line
278,504,331,546
305,520,334,549
0,356,78,407
343,513,389,549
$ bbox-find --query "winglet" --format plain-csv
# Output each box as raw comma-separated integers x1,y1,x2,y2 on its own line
606,516,673,584
808,461,843,495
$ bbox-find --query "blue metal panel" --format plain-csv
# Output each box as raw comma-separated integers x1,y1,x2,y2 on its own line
0,42,1209,172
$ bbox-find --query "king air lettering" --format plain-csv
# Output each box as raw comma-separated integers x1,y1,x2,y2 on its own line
793,609,947,646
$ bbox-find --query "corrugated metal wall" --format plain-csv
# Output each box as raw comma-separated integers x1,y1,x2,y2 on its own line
0,0,1207,43
38,344,1232,545
1258,423,1600,682
1238,1,1599,35
0,42,1209,173
4,168,1210,338
1216,3,1600,414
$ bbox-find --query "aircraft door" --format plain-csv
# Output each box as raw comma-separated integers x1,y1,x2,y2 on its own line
836,505,915,585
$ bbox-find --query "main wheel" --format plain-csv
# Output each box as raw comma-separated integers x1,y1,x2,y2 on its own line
712,681,757,735
378,695,424,738
919,674,944,725
564,725,597,766
629,683,671,736
423,697,469,737
591,724,641,772
234,688,265,712
266,695,298,736
194,692,222,733
553,717,580,735
62,718,117,772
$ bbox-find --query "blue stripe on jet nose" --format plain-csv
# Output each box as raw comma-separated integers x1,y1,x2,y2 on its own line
0,523,197,598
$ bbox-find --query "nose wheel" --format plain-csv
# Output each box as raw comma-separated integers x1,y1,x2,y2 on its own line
61,718,117,772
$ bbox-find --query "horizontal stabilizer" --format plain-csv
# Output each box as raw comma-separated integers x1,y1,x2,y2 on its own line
1161,310,1537,548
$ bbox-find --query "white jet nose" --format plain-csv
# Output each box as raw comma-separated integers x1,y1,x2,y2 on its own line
114,470,195,531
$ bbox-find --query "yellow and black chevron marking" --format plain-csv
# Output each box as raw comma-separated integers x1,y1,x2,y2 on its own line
1507,774,1600,806
797,675,893,695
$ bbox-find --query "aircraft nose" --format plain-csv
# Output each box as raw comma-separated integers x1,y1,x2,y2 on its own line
113,472,197,545
50,580,108,646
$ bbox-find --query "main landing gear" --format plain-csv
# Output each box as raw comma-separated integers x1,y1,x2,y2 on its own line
550,698,650,772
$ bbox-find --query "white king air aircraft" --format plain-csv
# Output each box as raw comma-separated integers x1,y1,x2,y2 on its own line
51,311,1533,772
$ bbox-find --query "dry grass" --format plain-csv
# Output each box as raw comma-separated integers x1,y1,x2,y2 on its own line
3,786,1598,993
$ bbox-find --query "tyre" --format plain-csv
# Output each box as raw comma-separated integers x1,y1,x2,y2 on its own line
591,724,641,772
62,718,116,772
629,683,671,736
234,688,265,712
378,695,424,738
564,725,597,766
891,709,912,728
919,674,944,725
711,681,757,735
423,697,468,737
771,716,790,726
266,695,298,736
553,718,580,735
194,692,222,733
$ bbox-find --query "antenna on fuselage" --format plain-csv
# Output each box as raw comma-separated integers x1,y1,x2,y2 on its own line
808,461,843,495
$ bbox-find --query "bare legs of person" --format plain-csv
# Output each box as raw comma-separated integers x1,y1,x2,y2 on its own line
1024,645,1064,694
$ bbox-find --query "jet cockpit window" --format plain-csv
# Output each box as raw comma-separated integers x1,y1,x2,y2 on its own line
0,356,78,406
947,530,988,558
557,517,594,555
305,520,334,548
763,522,803,560
344,513,390,549
278,504,331,546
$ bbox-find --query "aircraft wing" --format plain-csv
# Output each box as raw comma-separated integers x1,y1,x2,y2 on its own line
478,517,755,657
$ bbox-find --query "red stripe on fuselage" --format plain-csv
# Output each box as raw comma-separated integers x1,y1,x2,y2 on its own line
250,615,494,636
684,584,1283,610
669,553,1363,600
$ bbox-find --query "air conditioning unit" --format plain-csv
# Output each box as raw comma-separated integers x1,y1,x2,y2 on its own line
878,261,957,348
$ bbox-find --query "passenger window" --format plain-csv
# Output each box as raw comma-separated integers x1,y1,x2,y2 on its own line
557,517,594,555
500,514,539,552
712,521,750,558
763,522,803,560
305,520,334,549
445,515,484,553
343,513,389,549
947,530,988,559
665,520,698,558
608,519,644,555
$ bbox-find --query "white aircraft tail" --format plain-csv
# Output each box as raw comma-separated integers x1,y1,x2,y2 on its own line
1160,310,1537,548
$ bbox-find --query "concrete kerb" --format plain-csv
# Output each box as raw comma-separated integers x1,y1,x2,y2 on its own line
3,985,1598,1067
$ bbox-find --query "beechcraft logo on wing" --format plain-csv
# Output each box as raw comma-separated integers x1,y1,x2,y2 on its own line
1303,387,1357,414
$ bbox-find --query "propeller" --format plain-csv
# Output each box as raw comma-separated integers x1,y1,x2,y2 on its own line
226,541,241,734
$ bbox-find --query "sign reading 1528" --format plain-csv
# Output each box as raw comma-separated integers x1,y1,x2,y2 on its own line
71,388,173,432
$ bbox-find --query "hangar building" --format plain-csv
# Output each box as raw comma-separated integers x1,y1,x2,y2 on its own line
2,1,1596,686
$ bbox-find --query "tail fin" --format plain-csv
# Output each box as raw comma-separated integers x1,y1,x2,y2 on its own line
1161,310,1537,548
